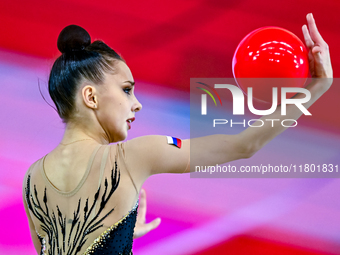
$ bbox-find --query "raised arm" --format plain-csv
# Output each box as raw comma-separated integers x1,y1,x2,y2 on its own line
119,13,332,180
235,13,333,156
190,13,332,168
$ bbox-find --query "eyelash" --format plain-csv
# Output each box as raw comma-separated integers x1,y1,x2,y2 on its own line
123,87,132,95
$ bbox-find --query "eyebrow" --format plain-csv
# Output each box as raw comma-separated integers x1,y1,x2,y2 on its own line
125,81,135,86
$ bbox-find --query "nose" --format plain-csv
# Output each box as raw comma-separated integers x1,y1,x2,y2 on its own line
133,96,142,112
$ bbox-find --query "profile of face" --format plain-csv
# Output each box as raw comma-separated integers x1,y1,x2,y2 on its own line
84,61,142,143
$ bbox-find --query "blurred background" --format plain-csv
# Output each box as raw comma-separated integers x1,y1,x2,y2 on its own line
0,0,339,254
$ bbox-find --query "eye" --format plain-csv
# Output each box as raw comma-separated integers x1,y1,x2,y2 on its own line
123,87,132,95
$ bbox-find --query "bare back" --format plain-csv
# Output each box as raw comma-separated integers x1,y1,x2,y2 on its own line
23,142,140,254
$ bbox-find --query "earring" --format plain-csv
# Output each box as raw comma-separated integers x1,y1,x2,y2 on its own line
94,105,97,108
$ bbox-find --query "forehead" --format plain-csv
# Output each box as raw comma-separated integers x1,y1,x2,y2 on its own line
110,61,133,82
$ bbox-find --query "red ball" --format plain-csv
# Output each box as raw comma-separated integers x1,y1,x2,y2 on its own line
232,27,309,103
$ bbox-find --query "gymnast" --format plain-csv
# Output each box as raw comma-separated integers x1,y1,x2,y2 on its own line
23,13,332,254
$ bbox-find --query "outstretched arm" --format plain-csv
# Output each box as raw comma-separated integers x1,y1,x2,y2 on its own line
119,13,333,180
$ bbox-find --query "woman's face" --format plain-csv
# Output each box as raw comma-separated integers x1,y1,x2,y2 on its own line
95,61,142,143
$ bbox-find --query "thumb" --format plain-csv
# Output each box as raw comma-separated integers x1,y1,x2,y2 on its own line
147,218,161,231
312,45,323,61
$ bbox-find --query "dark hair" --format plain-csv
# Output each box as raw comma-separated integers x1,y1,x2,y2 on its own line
49,24,124,123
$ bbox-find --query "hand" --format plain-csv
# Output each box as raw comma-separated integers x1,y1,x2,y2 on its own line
302,13,333,84
133,189,161,239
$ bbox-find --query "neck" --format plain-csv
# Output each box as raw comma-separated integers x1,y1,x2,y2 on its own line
61,121,110,145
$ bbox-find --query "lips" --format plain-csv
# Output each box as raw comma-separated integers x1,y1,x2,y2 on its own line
126,117,135,129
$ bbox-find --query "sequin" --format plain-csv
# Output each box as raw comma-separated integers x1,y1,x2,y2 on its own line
37,232,47,255
84,200,139,255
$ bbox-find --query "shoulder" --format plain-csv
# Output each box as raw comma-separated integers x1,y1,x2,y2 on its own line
22,155,47,198
116,135,182,151
22,158,41,185
113,135,184,160
110,135,189,177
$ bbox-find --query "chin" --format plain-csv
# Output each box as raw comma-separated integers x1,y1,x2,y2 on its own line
111,132,128,143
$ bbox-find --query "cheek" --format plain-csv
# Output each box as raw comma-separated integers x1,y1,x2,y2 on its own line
97,98,115,121
103,100,127,125
98,92,129,123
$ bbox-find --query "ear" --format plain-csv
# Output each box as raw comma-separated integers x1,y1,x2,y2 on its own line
82,85,98,109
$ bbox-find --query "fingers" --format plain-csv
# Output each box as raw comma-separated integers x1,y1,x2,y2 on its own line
312,45,323,58
302,13,328,66
133,217,161,239
306,13,325,45
133,189,161,239
302,24,314,49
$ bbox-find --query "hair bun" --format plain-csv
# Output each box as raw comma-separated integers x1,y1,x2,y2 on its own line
57,25,91,53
